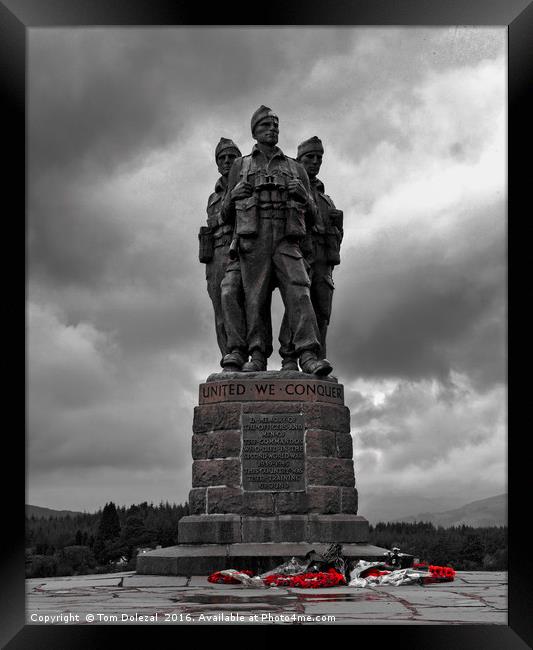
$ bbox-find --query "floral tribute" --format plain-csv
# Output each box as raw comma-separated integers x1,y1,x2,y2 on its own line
205,549,456,589
207,567,346,588
208,570,254,584
359,568,393,579
412,564,456,583
263,567,346,589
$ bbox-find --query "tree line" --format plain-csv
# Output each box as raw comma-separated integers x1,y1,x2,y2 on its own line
25,502,507,578
26,501,189,578
369,521,507,571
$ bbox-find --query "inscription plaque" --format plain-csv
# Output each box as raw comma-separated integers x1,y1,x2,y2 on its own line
199,379,344,405
242,413,305,492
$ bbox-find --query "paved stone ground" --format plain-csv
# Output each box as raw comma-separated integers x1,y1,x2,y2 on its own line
26,571,507,625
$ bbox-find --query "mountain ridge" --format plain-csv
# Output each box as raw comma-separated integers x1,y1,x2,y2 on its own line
393,494,507,527
26,504,87,519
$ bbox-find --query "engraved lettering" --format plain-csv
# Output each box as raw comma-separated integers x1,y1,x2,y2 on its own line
199,380,343,404
242,413,305,492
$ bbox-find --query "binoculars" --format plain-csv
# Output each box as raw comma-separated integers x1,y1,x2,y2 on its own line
254,171,286,191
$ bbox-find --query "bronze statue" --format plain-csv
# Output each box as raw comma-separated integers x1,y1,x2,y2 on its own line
220,106,332,376
279,136,343,368
198,138,246,366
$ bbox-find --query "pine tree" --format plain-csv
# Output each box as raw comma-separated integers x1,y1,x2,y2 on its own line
461,532,484,568
97,502,121,541
94,502,122,564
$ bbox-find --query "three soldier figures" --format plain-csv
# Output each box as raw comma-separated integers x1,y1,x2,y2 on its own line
198,106,343,377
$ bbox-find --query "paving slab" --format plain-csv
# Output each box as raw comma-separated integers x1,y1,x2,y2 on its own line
25,570,508,626
122,576,188,587
303,599,407,616
31,577,125,590
411,607,507,624
26,571,132,585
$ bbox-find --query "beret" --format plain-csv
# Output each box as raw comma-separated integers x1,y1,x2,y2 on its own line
215,137,241,161
297,136,324,159
251,105,279,134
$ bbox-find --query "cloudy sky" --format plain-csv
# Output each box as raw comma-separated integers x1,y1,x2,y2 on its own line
27,27,506,522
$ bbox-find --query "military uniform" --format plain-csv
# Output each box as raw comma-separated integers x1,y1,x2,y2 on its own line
279,142,343,361
221,144,321,361
198,138,247,364
303,176,342,359
203,175,245,358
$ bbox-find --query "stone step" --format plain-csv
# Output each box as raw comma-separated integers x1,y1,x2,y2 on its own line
136,542,395,576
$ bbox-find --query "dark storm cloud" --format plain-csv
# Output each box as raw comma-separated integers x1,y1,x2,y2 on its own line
90,285,206,356
29,401,193,473
265,27,505,163
28,27,505,294
28,178,129,286
28,28,356,290
28,300,197,478
328,200,505,389
352,378,505,471
29,28,356,180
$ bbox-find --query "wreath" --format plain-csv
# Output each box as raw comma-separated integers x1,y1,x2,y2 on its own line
208,570,254,584
207,567,346,588
413,563,456,583
263,568,346,589
206,555,455,588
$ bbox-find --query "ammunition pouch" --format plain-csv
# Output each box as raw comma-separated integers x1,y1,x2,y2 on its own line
213,224,233,249
235,195,259,236
198,226,214,263
325,228,341,265
325,209,343,265
285,199,307,240
214,235,232,249
328,208,344,230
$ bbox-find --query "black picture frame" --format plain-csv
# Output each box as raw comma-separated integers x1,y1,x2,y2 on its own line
3,0,531,646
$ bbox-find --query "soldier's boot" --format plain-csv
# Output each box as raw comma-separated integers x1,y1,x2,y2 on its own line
299,350,333,376
221,349,247,372
280,356,299,371
242,350,267,372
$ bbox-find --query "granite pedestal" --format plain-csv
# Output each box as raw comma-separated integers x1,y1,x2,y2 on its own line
137,371,389,575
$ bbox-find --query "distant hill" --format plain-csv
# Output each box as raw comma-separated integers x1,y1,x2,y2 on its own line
394,494,507,528
362,495,462,525
26,504,86,519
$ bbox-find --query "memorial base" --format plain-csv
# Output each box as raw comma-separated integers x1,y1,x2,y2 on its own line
136,541,395,576
136,372,395,576
178,514,369,544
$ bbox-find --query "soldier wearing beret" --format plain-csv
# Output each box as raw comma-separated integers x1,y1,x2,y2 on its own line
279,136,343,368
198,138,246,366
220,107,332,375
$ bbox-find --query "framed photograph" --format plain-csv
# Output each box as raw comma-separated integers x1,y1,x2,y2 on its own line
5,0,530,645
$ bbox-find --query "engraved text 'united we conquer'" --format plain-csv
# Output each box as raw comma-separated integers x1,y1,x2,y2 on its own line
199,380,343,405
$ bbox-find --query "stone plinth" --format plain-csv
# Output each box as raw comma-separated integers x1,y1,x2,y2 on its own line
136,542,391,576
137,371,384,575
179,514,369,544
